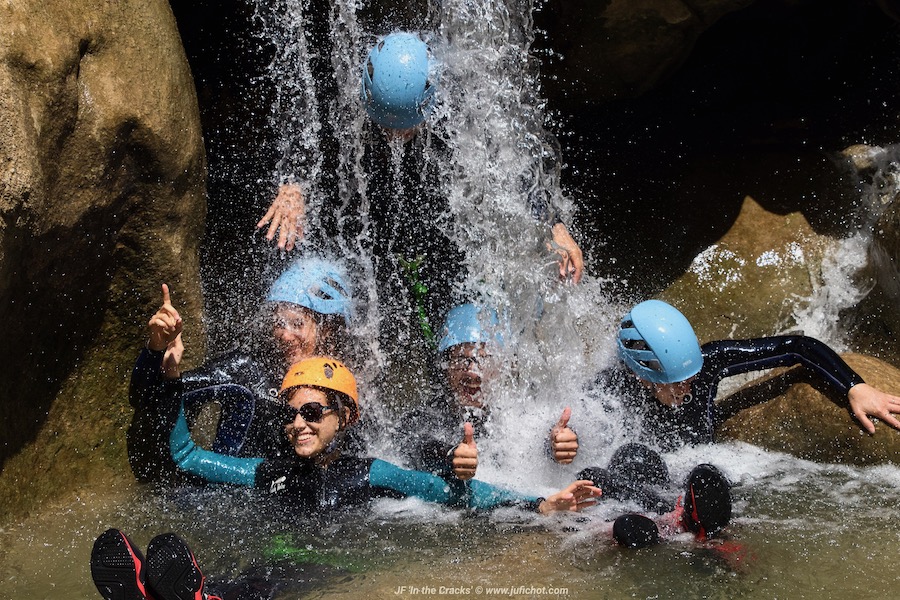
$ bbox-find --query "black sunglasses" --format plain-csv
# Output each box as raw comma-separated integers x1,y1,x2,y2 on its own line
280,402,337,424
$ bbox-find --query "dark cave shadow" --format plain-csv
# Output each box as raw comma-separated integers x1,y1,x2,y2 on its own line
549,0,900,300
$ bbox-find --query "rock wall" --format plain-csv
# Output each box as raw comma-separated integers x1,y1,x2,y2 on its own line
534,0,757,106
0,0,207,522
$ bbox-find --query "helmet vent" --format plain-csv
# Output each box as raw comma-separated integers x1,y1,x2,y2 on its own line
324,276,348,298
621,337,648,351
638,359,663,373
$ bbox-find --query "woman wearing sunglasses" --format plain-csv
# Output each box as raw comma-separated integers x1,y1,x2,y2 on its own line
168,356,600,513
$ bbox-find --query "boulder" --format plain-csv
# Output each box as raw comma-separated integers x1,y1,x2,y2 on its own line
0,0,206,522
842,145,900,361
658,194,831,341
717,354,900,465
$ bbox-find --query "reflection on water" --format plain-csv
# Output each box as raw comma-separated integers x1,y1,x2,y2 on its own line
3,442,900,599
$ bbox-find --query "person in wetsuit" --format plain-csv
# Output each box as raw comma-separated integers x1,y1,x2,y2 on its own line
394,302,580,480
92,357,599,600
598,299,900,452
393,302,501,479
576,299,900,546
258,32,584,343
126,256,357,484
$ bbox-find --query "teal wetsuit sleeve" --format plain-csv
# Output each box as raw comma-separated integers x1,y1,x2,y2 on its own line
367,459,541,510
169,401,263,487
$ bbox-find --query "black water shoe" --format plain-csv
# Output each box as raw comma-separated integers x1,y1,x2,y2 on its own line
146,533,220,600
90,528,153,600
683,464,732,539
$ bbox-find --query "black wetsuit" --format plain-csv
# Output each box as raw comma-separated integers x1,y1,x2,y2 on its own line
305,124,566,351
597,335,865,452
127,348,295,484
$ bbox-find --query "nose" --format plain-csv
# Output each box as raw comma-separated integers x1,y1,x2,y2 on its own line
291,413,311,429
276,323,298,338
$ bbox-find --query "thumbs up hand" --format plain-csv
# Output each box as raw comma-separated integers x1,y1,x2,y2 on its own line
451,422,478,480
550,407,579,464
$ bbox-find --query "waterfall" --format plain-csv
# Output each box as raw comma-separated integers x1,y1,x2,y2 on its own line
250,0,628,485
791,145,900,348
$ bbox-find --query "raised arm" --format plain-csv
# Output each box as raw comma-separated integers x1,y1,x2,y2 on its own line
705,336,900,434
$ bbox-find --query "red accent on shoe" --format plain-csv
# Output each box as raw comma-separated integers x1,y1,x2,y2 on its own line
186,548,205,600
688,484,708,542
118,531,153,600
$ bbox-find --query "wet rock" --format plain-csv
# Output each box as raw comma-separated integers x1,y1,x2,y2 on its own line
841,145,900,361
0,0,206,522
658,195,830,341
717,354,900,464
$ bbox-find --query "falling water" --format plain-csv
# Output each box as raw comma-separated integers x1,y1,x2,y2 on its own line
250,0,627,477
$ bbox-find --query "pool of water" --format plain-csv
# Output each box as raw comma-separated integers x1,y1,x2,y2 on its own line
3,441,899,599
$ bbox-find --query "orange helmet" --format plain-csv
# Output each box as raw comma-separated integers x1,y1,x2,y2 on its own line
280,357,359,424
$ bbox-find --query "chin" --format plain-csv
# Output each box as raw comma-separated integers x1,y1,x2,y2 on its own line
293,445,322,458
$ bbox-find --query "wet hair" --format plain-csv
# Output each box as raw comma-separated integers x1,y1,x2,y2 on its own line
322,387,358,430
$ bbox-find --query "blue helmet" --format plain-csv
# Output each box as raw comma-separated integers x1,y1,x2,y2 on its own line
437,304,504,353
361,32,436,130
266,258,352,322
617,300,703,384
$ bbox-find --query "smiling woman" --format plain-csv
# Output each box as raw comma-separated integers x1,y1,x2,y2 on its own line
127,257,356,485
278,358,359,462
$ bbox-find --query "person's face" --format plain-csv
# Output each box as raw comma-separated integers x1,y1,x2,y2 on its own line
272,304,319,365
445,342,498,409
283,387,341,459
640,377,697,408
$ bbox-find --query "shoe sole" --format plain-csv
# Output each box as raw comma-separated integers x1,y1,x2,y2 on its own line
90,528,150,600
613,513,660,548
684,464,732,539
146,533,206,600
